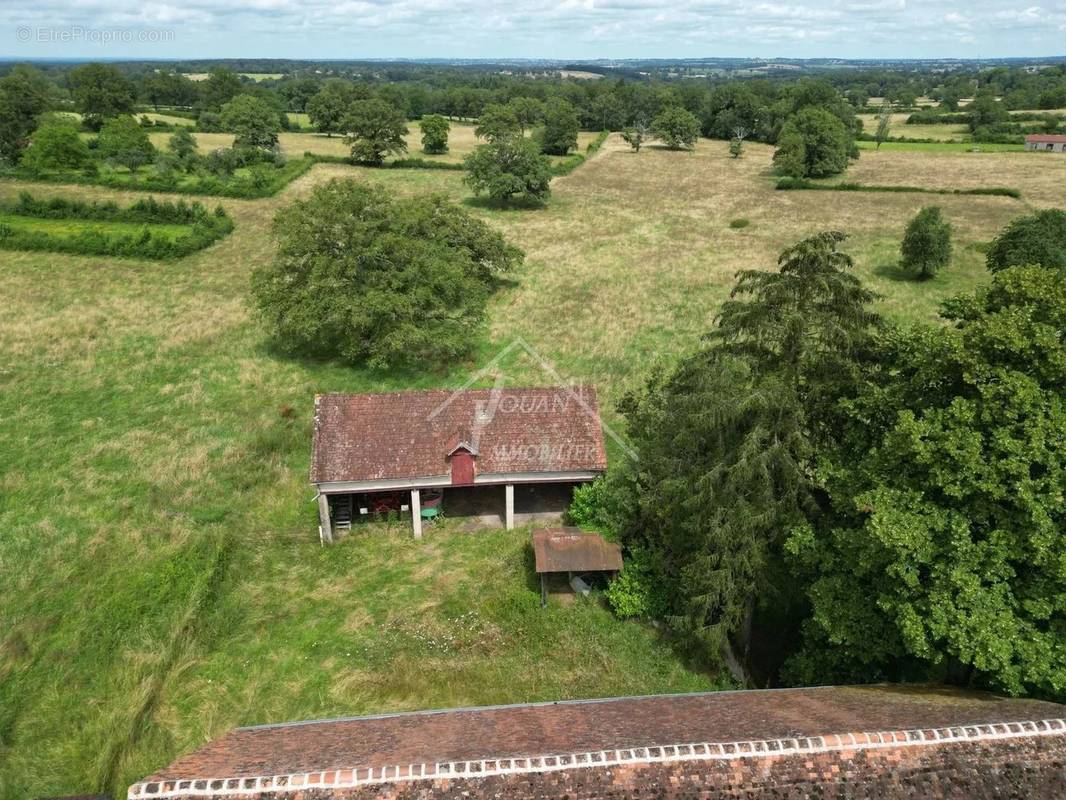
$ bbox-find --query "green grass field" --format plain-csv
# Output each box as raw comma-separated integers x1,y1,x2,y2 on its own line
856,140,1024,152
2,136,1064,799
0,214,195,239
140,113,196,127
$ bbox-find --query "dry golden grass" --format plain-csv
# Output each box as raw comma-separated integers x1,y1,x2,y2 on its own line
857,112,968,141
845,149,1066,208
148,124,601,163
324,136,1059,409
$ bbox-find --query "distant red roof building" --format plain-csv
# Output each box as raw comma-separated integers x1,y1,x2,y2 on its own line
130,685,1066,799
1025,134,1066,152
310,388,608,540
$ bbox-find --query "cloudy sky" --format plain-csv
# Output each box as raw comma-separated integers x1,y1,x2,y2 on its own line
5,0,1066,60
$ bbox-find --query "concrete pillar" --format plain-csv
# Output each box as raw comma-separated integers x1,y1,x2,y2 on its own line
411,488,422,539
317,493,333,544
505,483,515,530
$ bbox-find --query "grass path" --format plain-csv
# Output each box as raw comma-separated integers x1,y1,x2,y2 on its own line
1,139,1064,799
0,214,195,239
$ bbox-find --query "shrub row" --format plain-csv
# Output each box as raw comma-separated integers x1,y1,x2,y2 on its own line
387,158,465,170
303,152,466,170
11,192,224,224
905,110,972,125
907,110,1066,125
550,130,610,177
0,157,314,199
0,194,234,260
136,107,198,120
775,177,1021,198
856,133,968,144
308,130,611,177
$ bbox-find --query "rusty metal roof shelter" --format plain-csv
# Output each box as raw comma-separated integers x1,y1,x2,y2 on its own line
533,528,623,574
532,528,622,607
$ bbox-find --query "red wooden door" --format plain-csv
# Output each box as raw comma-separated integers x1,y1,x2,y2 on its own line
450,450,475,485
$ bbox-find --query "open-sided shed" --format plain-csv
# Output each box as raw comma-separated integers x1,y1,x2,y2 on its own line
310,387,608,541
532,527,622,605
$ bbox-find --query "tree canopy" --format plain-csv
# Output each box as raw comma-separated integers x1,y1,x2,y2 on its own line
900,206,952,280
622,117,651,152
603,232,882,671
199,68,243,111
307,80,368,137
68,63,135,130
167,127,199,170
419,114,450,154
220,95,281,151
463,137,553,205
651,106,700,150
20,115,92,173
474,103,522,143
986,209,1066,274
342,99,408,165
772,107,853,178
787,266,1066,698
538,98,580,155
97,115,156,173
507,96,544,134
0,65,52,167
251,179,522,368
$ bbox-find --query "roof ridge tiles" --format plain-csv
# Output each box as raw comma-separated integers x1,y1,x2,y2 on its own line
129,717,1066,799
233,685,859,732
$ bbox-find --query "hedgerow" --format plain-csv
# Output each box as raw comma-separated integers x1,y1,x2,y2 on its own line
550,130,609,177
775,177,1020,198
0,156,314,199
304,152,465,170
0,192,234,260
307,132,611,177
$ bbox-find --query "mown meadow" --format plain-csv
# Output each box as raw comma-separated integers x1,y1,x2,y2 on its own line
2,136,1064,799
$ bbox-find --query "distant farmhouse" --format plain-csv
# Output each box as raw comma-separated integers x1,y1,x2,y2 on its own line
129,685,1066,799
310,387,607,541
1025,134,1066,152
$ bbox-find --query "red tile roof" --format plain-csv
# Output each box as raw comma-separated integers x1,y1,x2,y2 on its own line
533,528,623,573
1026,134,1066,143
310,387,608,484
133,685,1064,799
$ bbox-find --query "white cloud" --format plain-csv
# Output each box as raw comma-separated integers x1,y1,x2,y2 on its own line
5,0,1064,57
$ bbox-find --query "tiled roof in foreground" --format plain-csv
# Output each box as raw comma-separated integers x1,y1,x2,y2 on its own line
130,685,1066,799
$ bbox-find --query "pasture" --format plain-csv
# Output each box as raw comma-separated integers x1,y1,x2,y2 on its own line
148,123,602,164
2,135,1064,799
856,111,968,142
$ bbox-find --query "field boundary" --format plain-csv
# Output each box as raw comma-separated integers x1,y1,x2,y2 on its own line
0,157,314,200
775,178,1021,199
0,193,234,260
303,130,612,177
305,153,465,170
